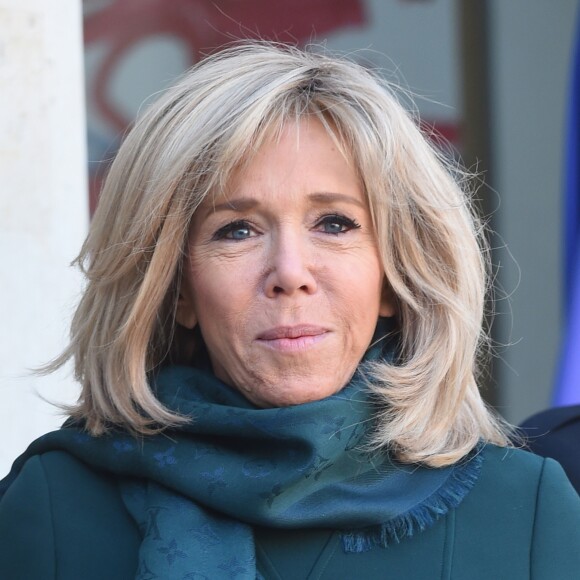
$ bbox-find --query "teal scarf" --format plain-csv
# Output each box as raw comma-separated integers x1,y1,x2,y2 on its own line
0,324,482,579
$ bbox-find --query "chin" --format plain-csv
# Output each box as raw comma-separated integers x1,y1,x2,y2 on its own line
251,383,343,408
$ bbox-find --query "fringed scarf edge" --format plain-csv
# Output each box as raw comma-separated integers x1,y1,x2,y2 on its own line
340,446,484,553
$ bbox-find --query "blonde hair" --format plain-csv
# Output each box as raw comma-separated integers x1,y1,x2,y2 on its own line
52,42,509,466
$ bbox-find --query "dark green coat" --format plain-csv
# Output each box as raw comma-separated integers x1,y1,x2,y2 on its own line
1,444,579,579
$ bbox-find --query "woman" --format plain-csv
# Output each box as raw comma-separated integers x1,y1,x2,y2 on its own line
1,43,579,579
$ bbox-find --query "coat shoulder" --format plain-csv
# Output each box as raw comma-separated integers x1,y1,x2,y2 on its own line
476,443,547,483
464,443,578,517
450,444,580,579
0,450,140,580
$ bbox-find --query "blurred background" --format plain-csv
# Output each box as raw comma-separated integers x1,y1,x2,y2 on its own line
1,0,579,475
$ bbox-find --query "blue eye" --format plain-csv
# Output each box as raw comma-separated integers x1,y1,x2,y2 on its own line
213,220,254,241
229,225,251,240
322,221,346,234
318,214,361,234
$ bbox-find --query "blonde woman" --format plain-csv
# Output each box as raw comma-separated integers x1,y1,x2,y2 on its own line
1,43,579,579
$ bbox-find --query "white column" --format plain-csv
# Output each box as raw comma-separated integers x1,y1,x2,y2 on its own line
0,0,88,475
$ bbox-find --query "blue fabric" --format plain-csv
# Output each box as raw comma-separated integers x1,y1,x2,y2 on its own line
556,9,580,406
0,321,482,579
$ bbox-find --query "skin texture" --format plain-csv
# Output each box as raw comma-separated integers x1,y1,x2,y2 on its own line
177,119,394,407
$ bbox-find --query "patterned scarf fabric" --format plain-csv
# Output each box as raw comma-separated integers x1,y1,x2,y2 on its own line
0,323,483,579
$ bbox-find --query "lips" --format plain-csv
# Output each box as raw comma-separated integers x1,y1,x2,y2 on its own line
255,326,329,353
257,325,328,340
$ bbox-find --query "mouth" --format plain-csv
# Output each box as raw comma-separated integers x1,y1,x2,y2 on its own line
256,325,329,352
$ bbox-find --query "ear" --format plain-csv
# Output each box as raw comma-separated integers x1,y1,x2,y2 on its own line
379,281,397,318
175,277,198,329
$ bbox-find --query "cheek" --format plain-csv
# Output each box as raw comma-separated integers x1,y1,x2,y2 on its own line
346,254,384,303
189,259,257,331
192,277,230,324
329,261,384,334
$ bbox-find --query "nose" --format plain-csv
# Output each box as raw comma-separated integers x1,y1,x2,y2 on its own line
264,230,318,298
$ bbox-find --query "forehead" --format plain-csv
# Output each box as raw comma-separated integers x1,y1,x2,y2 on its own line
233,119,359,190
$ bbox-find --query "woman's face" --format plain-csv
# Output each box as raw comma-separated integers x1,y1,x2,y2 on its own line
178,118,394,407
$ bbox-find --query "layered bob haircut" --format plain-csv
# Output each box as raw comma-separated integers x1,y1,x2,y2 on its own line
54,42,509,467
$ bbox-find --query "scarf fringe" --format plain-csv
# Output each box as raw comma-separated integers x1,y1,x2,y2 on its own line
341,448,484,553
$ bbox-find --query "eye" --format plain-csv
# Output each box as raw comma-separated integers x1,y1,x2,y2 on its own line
212,220,256,241
316,214,361,235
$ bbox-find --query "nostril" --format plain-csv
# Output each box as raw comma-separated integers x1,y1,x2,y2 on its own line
271,283,310,295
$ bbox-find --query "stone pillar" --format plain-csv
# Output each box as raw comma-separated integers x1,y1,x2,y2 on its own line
0,0,87,475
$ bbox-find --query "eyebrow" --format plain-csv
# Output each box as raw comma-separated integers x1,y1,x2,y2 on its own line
206,192,366,216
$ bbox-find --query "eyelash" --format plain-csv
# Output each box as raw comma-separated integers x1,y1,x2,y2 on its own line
212,213,361,241
212,220,256,241
315,214,361,235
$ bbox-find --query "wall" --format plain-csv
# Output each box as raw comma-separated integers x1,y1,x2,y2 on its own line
489,0,579,422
